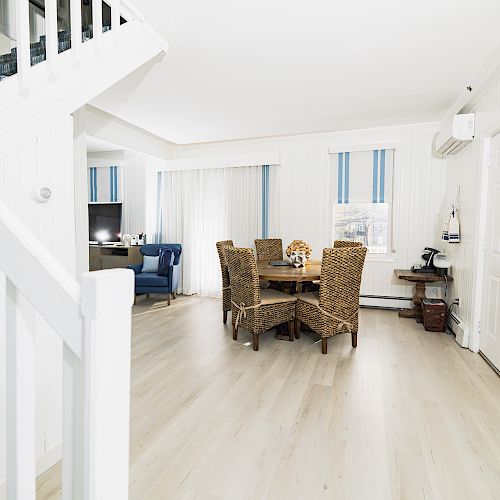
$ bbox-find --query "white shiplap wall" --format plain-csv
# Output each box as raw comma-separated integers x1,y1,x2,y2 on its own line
174,122,447,299
0,115,76,488
443,78,500,351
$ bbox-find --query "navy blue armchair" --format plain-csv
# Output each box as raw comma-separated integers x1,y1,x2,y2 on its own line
128,244,182,305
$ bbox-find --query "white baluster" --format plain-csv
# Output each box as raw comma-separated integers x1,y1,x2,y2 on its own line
15,0,31,88
92,0,103,49
6,279,36,499
63,269,134,499
111,0,121,43
70,0,82,62
62,344,85,500
45,0,58,76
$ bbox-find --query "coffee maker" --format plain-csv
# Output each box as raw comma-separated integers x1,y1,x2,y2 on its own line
412,247,440,274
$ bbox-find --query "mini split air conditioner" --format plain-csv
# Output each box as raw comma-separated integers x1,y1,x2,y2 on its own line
436,113,475,156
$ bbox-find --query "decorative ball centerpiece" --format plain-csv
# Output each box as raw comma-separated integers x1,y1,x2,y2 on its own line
289,251,307,268
286,240,312,268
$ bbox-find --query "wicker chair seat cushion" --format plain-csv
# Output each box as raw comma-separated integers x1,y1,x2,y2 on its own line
260,289,297,305
296,291,319,306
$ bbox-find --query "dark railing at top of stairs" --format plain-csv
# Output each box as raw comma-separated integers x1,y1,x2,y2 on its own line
0,24,111,81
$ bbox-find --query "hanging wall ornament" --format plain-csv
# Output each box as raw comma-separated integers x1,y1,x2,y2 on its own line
448,206,460,243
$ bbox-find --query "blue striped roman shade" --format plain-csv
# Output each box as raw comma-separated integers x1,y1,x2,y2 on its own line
333,149,393,204
88,165,122,203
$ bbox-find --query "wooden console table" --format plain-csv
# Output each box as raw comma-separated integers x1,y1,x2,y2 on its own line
89,245,143,271
394,269,451,324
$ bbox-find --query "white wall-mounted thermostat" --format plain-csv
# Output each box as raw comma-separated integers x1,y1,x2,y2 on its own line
32,187,52,203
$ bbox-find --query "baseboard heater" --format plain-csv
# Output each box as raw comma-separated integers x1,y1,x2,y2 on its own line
360,295,412,310
447,310,469,347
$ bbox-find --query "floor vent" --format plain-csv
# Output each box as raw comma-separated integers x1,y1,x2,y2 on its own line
448,310,469,347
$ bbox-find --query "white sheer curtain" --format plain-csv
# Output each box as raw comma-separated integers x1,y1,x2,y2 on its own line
158,166,268,296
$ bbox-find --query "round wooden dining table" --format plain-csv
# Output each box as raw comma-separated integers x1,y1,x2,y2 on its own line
257,259,321,340
257,259,321,284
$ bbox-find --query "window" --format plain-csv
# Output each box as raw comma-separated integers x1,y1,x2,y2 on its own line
331,148,394,255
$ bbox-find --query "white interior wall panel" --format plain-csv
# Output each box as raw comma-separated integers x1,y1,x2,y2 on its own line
0,115,76,489
444,78,500,348
174,123,446,299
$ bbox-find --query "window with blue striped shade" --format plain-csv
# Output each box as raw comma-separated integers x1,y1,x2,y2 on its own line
88,166,121,203
331,148,394,254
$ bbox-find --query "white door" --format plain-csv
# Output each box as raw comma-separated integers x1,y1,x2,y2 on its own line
481,133,500,370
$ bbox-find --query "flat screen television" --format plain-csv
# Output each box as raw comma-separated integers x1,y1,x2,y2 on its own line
88,203,122,242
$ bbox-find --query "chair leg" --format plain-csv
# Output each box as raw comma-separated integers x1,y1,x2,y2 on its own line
321,337,328,354
288,320,294,342
223,310,228,324
252,334,259,351
167,293,171,306
294,319,301,339
133,295,137,305
172,292,177,299
233,324,238,340
352,332,358,348
146,293,149,299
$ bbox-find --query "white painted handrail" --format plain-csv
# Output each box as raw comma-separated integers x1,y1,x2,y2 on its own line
0,199,83,355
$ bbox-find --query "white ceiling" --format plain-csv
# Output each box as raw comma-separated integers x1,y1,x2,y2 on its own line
91,0,500,144
86,135,123,153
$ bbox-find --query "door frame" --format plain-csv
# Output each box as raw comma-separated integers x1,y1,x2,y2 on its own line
471,113,500,353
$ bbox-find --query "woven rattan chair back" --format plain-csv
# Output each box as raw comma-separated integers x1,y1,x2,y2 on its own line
255,238,283,261
225,247,261,311
319,247,367,332
216,240,234,323
333,240,363,248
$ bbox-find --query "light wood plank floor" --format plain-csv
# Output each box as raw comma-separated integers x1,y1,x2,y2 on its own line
38,295,500,500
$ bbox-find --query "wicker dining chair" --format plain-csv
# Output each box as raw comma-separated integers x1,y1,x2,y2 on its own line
216,240,234,324
295,247,367,354
255,238,283,261
333,240,363,248
226,247,297,351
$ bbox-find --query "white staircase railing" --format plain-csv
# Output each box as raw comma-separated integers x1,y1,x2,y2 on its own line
0,0,168,159
0,197,134,499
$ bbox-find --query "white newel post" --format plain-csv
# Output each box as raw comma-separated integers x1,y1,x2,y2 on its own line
6,279,36,499
78,269,134,499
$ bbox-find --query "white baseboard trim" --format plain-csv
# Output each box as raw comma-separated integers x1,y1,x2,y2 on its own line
360,295,412,309
0,442,62,500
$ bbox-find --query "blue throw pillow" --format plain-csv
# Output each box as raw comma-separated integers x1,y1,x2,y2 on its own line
142,255,159,273
157,248,174,276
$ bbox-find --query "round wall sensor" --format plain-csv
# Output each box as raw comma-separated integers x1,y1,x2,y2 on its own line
32,187,52,203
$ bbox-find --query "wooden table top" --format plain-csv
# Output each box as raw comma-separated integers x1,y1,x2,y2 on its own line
394,269,452,282
257,260,321,282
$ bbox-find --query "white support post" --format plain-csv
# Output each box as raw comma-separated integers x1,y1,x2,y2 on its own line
6,279,36,499
70,0,82,61
65,269,134,499
62,345,86,500
111,0,121,42
92,0,103,46
45,0,58,76
15,0,31,88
